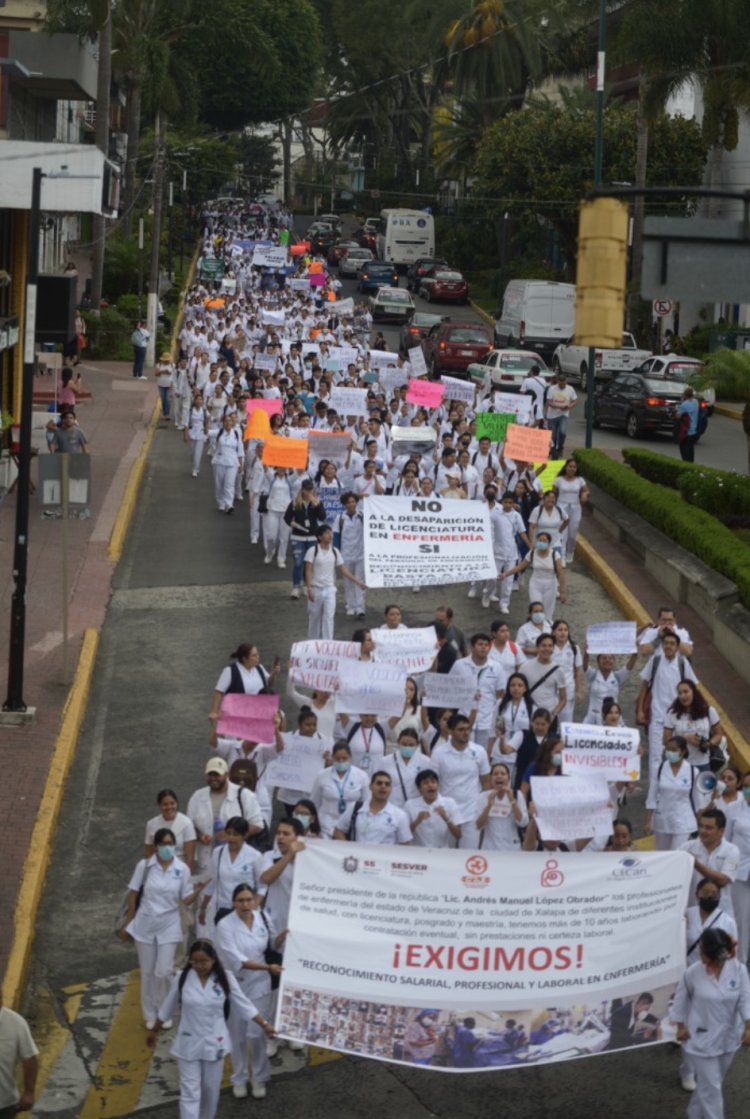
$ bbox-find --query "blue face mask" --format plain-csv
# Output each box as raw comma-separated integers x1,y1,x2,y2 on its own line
157,844,175,861
334,761,350,774
665,750,681,765
551,753,562,768
294,813,311,829
536,541,549,552
400,746,417,760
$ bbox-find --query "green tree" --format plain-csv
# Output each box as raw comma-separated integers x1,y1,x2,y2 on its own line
473,102,708,270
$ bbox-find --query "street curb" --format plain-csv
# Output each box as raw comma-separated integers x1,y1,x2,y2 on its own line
469,298,495,328
577,533,750,769
107,399,161,562
714,403,742,422
2,629,100,1008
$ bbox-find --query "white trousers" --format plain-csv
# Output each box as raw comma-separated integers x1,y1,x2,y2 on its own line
213,463,238,510
528,570,558,621
687,1051,735,1119
496,556,516,610
343,557,365,612
654,830,693,851
135,939,178,1021
188,437,204,474
307,586,337,639
560,503,582,558
647,717,666,795
732,878,750,963
248,495,261,541
228,990,271,1086
177,1056,224,1119
458,821,481,849
176,392,191,429
263,511,290,559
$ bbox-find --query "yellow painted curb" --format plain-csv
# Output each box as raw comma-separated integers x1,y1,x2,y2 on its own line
469,298,495,328
2,629,100,1009
577,533,750,771
713,403,742,422
106,400,161,562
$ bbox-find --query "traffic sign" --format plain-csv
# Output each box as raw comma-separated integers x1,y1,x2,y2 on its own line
652,298,673,317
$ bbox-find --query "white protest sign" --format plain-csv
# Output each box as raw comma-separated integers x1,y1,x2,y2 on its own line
335,661,407,716
380,368,409,392
252,246,289,269
368,349,398,370
253,353,278,373
408,346,428,376
586,622,638,656
492,392,533,423
330,387,369,417
337,346,360,369
441,375,475,404
301,343,321,358
531,776,614,842
363,495,496,588
390,426,437,457
561,722,641,781
422,672,477,711
261,309,285,326
335,297,354,316
371,626,438,673
278,843,693,1070
290,277,310,292
307,431,353,465
264,733,332,792
289,639,360,692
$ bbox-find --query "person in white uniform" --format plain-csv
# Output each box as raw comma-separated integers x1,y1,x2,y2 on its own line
553,458,588,561
259,818,306,931
582,651,637,724
405,769,462,847
0,995,39,1117
431,714,491,848
197,817,264,927
680,808,740,921
449,632,506,748
644,735,698,850
211,414,244,513
311,742,370,837
333,771,412,844
637,631,698,796
727,773,750,961
148,939,276,1119
502,532,566,620
671,928,750,1119
336,493,366,617
120,829,207,1028
380,728,431,806
304,524,367,639
184,392,208,477
216,885,287,1100
186,757,265,878
475,763,529,850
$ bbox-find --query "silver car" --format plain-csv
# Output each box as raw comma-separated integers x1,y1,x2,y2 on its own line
339,247,374,277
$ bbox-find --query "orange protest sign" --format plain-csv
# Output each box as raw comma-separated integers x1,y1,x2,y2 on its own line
309,260,324,274
503,423,552,464
262,434,309,470
244,409,271,441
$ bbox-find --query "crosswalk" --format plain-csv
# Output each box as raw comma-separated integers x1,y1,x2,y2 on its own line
31,970,338,1117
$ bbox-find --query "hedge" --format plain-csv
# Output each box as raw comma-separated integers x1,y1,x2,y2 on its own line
621,448,750,518
574,449,750,608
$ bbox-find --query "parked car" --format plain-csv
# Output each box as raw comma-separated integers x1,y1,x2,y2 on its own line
398,311,449,356
406,256,450,292
551,332,652,389
358,261,400,293
355,219,381,251
422,321,493,378
369,286,415,322
592,372,711,439
419,268,469,304
638,353,713,412
338,247,374,277
493,279,576,359
467,349,549,392
328,238,359,266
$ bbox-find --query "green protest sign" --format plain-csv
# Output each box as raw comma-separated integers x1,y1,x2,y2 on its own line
476,412,516,442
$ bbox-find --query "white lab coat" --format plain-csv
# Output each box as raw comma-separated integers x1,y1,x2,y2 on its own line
158,967,258,1061
672,958,750,1056
126,856,193,944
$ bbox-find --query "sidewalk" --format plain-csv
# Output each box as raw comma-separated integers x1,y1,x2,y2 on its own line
0,360,155,985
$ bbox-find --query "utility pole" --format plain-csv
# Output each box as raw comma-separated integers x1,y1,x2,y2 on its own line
3,167,42,720
146,109,165,368
167,180,174,282
180,168,187,272
585,0,607,450
137,216,144,320
89,2,111,312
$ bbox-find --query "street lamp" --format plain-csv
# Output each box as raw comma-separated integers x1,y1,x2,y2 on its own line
585,0,607,450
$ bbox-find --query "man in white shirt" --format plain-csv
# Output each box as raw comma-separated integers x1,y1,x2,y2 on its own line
0,994,38,1116
304,524,367,639
520,365,548,425
449,633,506,747
186,757,264,876
681,808,741,919
333,772,412,844
431,714,491,848
637,630,698,792
406,768,462,847
544,371,577,458
638,607,694,658
259,818,306,930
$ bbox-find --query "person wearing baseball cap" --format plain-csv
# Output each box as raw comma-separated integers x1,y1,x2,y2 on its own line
186,757,264,877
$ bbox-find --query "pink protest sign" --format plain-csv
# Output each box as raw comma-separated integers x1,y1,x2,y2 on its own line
245,398,283,418
503,423,552,464
217,693,280,742
405,379,445,408
309,272,327,288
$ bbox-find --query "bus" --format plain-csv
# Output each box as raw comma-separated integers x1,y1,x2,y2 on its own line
376,208,435,270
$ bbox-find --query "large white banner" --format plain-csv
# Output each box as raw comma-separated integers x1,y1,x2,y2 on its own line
363,495,496,588
277,844,692,1071
561,723,641,781
252,245,289,269
371,626,438,673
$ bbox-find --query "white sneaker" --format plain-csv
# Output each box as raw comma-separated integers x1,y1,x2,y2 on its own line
467,587,477,599
277,560,286,568
346,607,355,616
232,1083,248,1099
499,606,510,615
251,537,258,544
266,1038,280,1057
251,1081,267,1099
481,594,490,609
144,1018,156,1030
161,1018,173,1030
412,586,421,593
489,594,499,603
191,471,198,478
288,1040,306,1052
681,1074,696,1092
138,375,147,380
264,554,274,565
290,587,300,599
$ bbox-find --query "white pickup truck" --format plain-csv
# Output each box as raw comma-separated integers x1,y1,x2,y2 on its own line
551,332,652,390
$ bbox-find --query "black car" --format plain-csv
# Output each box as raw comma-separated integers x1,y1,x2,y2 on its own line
406,256,449,292
592,373,709,439
398,311,448,356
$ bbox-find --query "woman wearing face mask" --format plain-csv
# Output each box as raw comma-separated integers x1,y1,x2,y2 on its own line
380,728,430,806
311,742,369,837
582,651,638,725
671,928,750,1118
528,489,568,555
712,764,741,818
644,735,698,850
120,828,207,1029
516,601,552,658
686,879,738,966
663,682,725,771
502,533,566,624
216,884,287,1100
475,763,528,850
291,798,323,837
727,772,750,962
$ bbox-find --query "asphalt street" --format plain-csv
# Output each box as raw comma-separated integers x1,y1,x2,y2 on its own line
23,232,750,1117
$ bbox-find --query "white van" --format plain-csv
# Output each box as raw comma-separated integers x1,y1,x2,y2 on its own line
494,280,576,360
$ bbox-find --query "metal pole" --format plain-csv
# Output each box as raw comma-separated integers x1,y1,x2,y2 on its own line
168,180,174,282
61,453,69,687
137,216,144,320
3,166,42,714
585,0,607,450
146,109,165,369
180,169,187,273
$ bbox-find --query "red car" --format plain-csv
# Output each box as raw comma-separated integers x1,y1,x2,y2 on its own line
328,238,359,265
422,321,493,379
355,219,380,251
420,268,470,304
